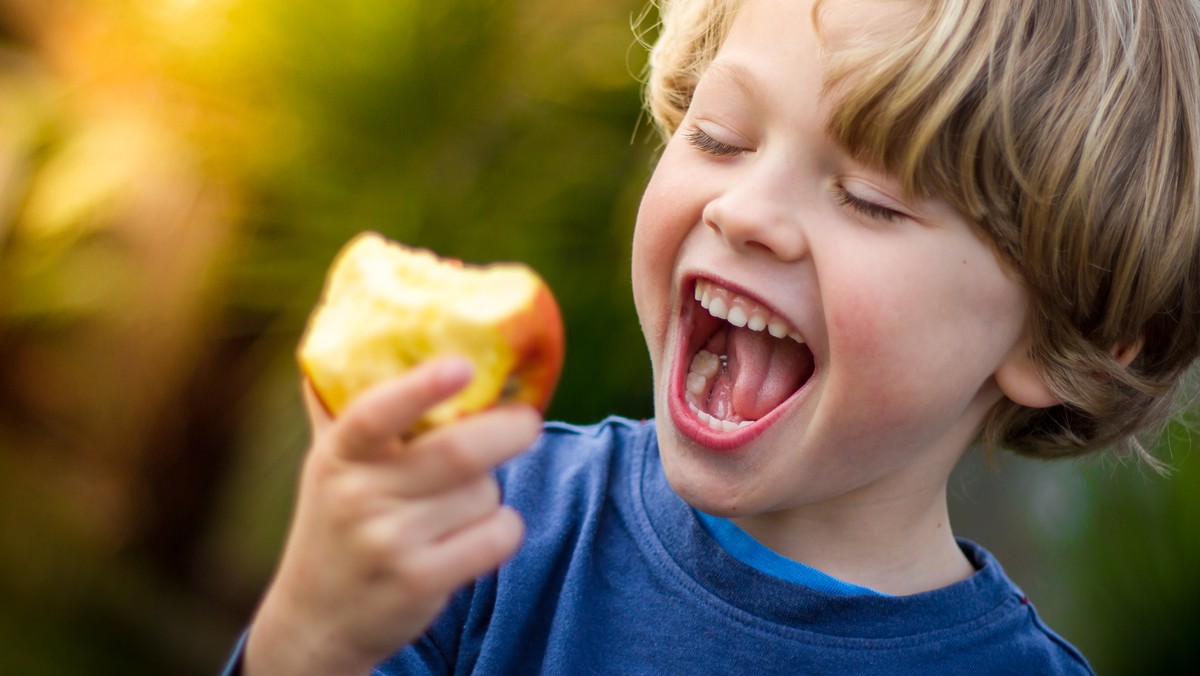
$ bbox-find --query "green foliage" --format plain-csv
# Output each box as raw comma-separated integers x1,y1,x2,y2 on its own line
221,0,656,421
1061,421,1200,673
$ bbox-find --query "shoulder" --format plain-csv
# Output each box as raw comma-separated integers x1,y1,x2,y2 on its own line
952,541,1096,675
494,415,654,501
490,416,657,541
524,415,653,458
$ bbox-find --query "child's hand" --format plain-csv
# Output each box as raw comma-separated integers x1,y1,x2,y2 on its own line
243,357,539,676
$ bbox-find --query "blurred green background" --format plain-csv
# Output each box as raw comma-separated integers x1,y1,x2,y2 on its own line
0,1,1194,674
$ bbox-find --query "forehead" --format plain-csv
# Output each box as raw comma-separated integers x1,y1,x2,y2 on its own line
814,0,923,49
698,0,924,111
708,0,924,75
701,0,820,94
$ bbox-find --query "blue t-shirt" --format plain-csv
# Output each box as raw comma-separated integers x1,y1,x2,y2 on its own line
227,417,1094,674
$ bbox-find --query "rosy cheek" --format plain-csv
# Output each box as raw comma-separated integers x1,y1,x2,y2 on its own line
824,288,931,421
825,286,901,367
632,224,666,303
632,184,683,348
634,168,686,268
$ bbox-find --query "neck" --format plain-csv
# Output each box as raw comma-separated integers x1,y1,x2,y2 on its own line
731,484,974,596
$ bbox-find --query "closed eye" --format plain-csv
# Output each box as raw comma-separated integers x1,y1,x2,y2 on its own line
833,185,904,222
684,125,749,157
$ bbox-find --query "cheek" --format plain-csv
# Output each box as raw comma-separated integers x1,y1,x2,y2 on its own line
631,172,684,348
824,263,912,381
633,153,694,265
632,151,703,329
631,199,671,291
825,290,927,418
822,259,1025,421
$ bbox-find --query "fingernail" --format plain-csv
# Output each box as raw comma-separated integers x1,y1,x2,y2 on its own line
436,355,474,386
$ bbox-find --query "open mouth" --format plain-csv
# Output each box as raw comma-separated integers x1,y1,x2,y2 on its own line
671,277,816,444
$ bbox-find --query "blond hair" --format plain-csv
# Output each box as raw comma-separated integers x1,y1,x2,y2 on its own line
644,0,1200,462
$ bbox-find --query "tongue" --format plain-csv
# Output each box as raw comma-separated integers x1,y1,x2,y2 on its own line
725,326,813,420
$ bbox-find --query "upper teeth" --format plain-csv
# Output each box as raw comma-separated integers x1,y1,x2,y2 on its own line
696,280,804,343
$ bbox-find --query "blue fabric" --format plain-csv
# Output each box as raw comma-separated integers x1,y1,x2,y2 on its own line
380,417,1094,674
693,509,889,597
224,417,1095,674
219,630,247,676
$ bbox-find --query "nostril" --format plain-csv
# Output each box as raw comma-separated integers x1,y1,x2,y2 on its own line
703,195,808,261
703,208,722,235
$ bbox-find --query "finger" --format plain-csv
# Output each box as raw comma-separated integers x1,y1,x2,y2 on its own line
334,356,474,460
410,506,525,592
399,475,503,543
394,404,542,495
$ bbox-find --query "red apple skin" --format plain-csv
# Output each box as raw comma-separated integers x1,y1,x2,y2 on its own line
496,280,565,413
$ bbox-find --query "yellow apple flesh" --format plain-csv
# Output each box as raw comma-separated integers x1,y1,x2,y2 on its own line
297,232,565,434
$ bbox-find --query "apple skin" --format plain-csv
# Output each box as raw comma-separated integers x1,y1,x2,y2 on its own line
297,232,564,434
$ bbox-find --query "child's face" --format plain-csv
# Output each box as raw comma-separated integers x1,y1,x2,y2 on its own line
632,0,1039,519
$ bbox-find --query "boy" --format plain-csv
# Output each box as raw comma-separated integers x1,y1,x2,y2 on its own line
232,0,1200,673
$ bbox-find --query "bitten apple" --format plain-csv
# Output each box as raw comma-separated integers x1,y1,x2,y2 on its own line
297,231,565,434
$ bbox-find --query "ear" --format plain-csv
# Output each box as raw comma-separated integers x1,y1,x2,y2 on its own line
995,343,1061,409
1113,336,1144,367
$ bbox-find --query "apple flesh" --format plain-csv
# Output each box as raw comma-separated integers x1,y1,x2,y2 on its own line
297,231,564,434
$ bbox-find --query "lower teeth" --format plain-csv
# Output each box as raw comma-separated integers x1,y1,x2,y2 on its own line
687,396,753,433
686,348,753,432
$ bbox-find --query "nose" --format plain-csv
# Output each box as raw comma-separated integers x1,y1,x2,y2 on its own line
701,166,810,261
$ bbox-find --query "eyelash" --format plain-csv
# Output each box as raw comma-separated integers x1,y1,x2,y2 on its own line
833,186,904,222
684,125,747,157
684,125,903,222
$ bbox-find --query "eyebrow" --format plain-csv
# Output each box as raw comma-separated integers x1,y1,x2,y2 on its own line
699,60,761,101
